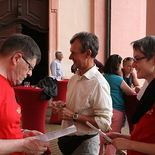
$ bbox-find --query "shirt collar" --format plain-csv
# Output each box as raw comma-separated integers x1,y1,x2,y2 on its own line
76,65,97,80
56,59,61,63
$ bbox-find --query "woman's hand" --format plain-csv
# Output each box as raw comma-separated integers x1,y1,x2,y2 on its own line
112,138,130,151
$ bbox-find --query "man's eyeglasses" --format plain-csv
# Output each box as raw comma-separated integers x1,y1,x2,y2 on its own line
22,56,34,71
133,56,147,63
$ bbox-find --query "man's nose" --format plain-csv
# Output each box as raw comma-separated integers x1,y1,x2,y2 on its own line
27,70,32,77
69,54,72,60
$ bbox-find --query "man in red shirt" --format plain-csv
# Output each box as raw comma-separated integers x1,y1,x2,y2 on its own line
0,34,49,155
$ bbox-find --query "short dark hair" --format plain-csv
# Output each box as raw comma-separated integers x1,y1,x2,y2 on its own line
104,54,122,75
0,34,41,64
70,32,99,58
131,35,155,60
123,57,133,65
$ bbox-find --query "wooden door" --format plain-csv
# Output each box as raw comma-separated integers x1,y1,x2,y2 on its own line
0,0,49,85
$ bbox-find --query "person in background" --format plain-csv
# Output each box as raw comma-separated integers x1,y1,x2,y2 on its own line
104,36,155,155
0,34,49,155
71,58,104,74
52,32,113,155
50,51,63,79
103,54,135,155
121,57,141,93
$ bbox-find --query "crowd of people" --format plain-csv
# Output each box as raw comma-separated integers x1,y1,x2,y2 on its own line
1,31,155,155
104,36,155,155
103,54,135,154
52,33,155,155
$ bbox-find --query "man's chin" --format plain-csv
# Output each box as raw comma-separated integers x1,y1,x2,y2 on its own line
14,81,22,86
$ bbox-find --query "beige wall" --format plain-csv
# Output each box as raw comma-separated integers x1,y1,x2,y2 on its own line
59,0,92,78
93,0,107,64
111,0,147,86
146,0,155,36
111,0,146,59
49,0,59,75
49,0,148,85
49,0,107,79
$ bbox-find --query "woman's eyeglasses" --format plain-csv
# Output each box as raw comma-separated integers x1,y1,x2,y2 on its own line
133,56,147,63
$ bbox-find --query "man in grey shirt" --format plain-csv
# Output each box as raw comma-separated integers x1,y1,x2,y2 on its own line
50,51,63,79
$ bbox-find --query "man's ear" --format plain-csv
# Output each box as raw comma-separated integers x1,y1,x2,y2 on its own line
11,53,22,65
86,49,92,58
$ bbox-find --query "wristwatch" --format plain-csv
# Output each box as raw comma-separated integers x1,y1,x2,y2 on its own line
73,112,78,122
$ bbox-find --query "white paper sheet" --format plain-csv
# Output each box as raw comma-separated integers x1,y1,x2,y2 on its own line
86,121,127,155
35,125,77,141
86,121,112,142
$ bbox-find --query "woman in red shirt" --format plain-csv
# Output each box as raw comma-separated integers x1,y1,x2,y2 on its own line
105,36,155,155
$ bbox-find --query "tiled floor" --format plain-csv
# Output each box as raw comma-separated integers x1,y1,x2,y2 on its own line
45,105,130,155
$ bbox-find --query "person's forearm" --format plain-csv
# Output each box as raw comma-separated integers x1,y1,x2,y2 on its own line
0,139,24,154
77,114,98,128
119,133,130,139
0,138,49,155
112,132,130,139
59,108,99,128
129,141,155,155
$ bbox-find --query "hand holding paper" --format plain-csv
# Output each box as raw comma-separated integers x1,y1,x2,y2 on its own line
86,121,127,155
86,121,112,142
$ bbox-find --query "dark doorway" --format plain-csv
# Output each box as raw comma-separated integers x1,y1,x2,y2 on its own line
22,24,48,85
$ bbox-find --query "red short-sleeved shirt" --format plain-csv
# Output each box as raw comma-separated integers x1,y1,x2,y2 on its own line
127,103,155,155
0,75,25,155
